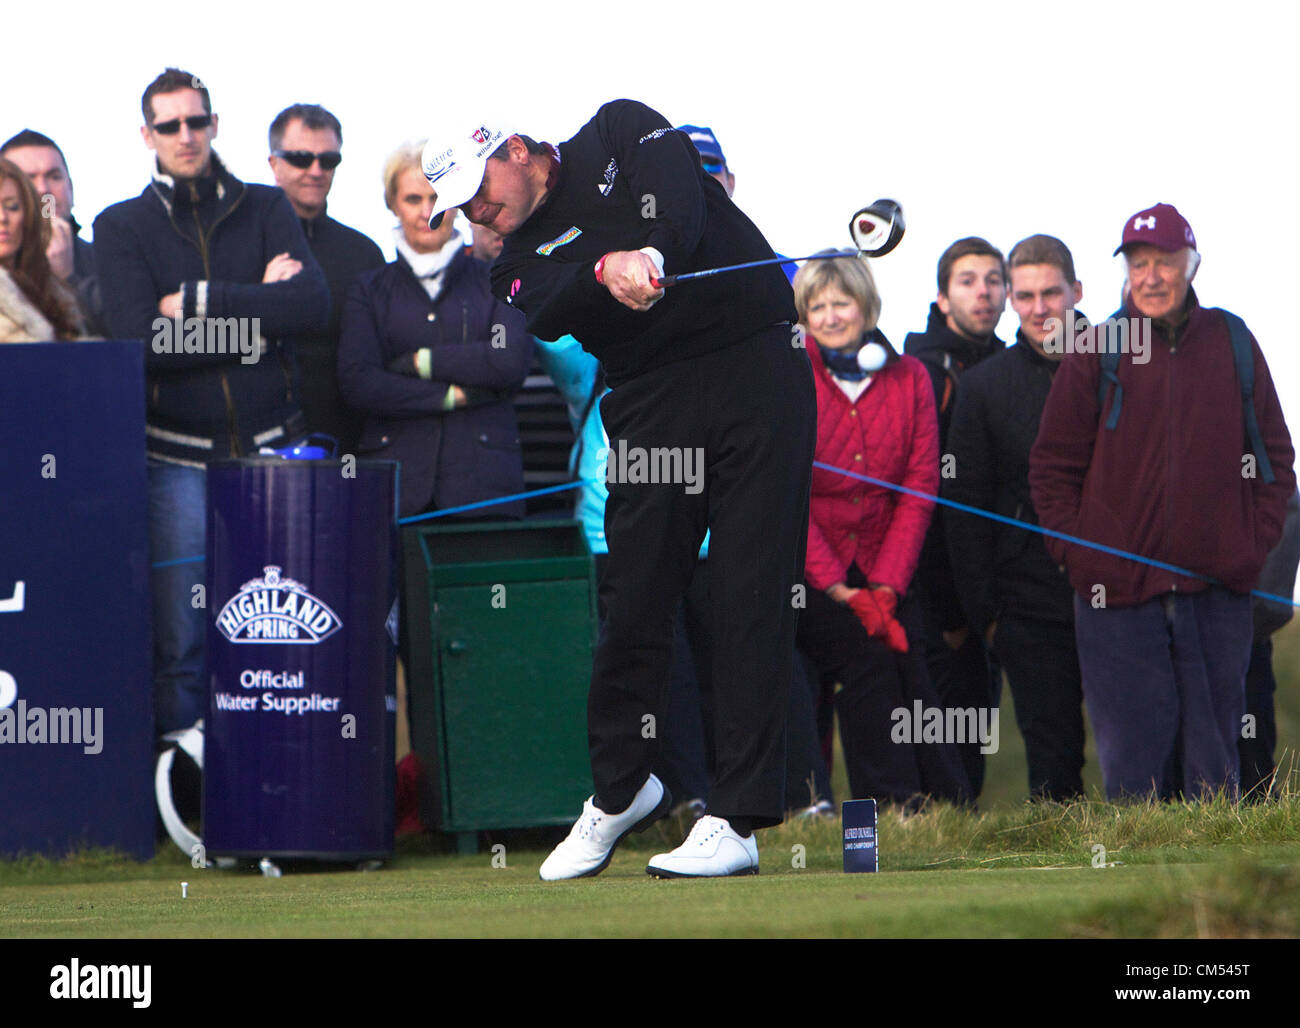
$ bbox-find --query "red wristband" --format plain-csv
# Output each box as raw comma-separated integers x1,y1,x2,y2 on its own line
594,253,611,286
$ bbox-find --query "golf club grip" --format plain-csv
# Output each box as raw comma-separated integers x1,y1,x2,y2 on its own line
652,275,678,288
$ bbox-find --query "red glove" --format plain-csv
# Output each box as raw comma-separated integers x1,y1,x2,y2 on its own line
847,589,886,638
870,587,909,653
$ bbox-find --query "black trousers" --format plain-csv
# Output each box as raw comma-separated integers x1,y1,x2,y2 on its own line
913,589,1000,798
797,568,971,806
1239,637,1279,800
588,326,815,829
641,557,833,812
991,615,1085,801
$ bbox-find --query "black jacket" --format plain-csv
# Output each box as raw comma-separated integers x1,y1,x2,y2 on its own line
903,303,1006,629
943,334,1076,635
291,211,386,452
94,154,330,463
68,218,106,337
338,247,532,519
491,99,795,387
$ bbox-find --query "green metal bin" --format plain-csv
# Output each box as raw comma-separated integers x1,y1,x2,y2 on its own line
402,520,597,851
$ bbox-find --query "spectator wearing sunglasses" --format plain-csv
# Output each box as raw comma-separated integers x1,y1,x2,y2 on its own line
268,103,385,453
93,67,329,738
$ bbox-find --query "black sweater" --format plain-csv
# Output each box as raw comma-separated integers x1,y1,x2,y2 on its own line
942,334,1076,633
491,99,795,386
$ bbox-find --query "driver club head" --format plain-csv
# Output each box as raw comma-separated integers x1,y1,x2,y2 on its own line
850,199,905,257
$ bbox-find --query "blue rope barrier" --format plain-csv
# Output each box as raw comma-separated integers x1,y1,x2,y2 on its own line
812,460,1299,610
151,555,206,569
148,461,1300,610
396,479,587,525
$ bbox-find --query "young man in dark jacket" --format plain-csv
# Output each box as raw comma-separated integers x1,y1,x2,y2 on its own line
94,68,329,736
944,234,1086,801
1030,204,1295,800
903,237,1007,798
421,100,815,878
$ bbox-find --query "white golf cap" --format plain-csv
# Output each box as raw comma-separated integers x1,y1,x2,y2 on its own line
422,122,515,228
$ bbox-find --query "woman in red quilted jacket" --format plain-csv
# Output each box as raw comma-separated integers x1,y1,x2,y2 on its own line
793,254,971,807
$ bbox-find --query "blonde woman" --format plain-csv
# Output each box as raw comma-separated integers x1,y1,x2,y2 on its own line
793,253,970,807
337,142,533,519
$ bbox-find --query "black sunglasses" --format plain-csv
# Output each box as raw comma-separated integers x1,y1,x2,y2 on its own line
273,150,342,170
152,114,214,135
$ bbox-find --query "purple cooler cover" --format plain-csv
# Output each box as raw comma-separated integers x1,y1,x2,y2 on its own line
203,458,397,859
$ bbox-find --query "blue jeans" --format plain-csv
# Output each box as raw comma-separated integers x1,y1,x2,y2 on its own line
148,460,207,735
1073,588,1251,800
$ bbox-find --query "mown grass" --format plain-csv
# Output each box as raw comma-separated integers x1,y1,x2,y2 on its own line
2,788,1298,938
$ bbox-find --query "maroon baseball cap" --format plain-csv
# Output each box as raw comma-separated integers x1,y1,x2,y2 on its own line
1113,203,1197,256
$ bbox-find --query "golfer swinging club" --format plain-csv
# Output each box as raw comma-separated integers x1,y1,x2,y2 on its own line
422,100,815,878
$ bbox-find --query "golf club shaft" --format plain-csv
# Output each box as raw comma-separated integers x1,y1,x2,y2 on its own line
652,250,859,288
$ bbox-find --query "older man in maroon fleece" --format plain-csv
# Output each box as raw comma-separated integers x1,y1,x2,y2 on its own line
1029,203,1294,800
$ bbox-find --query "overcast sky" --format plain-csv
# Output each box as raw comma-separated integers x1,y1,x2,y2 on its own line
6,0,1297,573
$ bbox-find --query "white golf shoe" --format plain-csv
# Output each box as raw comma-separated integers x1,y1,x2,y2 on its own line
645,815,759,878
539,773,671,881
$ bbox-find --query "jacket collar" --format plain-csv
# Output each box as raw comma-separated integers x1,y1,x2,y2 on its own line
913,301,1003,365
1013,328,1064,370
396,237,467,293
299,207,331,241
147,151,242,214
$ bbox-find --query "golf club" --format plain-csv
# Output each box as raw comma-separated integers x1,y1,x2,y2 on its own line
651,199,904,288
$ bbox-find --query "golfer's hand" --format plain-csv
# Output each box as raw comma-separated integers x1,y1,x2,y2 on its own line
600,251,664,312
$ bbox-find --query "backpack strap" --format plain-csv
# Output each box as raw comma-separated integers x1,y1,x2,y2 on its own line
917,351,961,416
1096,347,1123,429
1221,309,1275,485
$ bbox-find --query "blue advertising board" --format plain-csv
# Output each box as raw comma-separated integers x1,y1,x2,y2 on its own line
0,340,153,859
